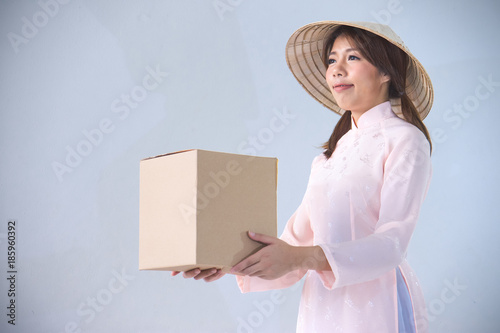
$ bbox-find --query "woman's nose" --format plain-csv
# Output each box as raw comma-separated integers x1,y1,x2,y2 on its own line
331,62,346,77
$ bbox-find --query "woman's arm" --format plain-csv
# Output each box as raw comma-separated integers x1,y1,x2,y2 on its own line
316,132,432,290
230,231,331,280
170,230,331,282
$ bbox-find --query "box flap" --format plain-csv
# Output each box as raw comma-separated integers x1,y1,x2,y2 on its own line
141,149,195,161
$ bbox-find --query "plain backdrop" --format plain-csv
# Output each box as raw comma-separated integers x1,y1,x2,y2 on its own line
1,0,499,332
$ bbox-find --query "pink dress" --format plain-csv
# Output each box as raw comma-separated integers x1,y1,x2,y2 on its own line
237,101,431,332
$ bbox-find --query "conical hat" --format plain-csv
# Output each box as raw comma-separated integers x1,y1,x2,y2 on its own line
285,21,433,119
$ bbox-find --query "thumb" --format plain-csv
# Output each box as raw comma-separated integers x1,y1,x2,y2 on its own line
247,231,277,245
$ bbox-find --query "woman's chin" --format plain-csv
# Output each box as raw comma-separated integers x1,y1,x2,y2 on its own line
336,103,352,112
333,98,353,112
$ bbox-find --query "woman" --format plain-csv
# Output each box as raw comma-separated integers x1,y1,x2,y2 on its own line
175,21,433,333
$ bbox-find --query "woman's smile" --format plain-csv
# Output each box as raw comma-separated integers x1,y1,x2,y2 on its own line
332,83,354,92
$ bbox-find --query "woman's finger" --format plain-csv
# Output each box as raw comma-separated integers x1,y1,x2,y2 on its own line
172,268,226,282
204,269,225,282
231,254,260,275
194,268,218,280
233,257,263,276
247,231,279,245
182,268,201,278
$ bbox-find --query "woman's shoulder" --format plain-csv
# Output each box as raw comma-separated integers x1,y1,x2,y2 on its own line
382,114,427,142
311,152,327,168
381,115,431,156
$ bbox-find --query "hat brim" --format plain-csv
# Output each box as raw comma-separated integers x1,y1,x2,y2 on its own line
285,21,433,120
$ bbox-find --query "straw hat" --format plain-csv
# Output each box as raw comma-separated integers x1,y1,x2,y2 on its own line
285,21,433,119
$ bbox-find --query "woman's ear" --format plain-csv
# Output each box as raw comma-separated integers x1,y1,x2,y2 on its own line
380,71,391,84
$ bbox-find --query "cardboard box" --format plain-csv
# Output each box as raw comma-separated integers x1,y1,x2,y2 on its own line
139,149,277,272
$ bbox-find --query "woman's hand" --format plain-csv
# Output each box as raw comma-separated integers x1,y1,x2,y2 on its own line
230,231,297,280
171,268,225,282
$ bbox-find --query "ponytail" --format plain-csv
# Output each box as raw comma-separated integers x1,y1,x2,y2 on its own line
400,94,433,154
322,111,351,159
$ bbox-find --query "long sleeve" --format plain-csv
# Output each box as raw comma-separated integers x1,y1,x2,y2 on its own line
317,128,432,290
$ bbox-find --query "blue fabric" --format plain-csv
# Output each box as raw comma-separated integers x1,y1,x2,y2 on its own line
397,267,416,333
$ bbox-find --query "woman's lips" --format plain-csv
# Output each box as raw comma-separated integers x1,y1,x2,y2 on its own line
333,84,354,92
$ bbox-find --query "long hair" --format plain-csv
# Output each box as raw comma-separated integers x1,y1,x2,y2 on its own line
321,26,432,158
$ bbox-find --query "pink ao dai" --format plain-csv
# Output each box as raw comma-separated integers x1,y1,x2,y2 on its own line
237,101,431,332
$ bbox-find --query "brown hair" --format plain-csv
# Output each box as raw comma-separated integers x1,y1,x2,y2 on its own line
321,26,432,158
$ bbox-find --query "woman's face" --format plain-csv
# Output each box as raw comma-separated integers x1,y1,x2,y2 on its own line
325,35,390,121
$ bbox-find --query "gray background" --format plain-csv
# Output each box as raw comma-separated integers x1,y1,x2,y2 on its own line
1,0,499,332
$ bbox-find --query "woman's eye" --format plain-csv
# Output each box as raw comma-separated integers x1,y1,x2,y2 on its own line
328,58,336,65
348,55,360,61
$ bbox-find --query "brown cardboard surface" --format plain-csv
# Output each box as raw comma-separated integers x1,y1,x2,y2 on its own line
139,149,277,272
